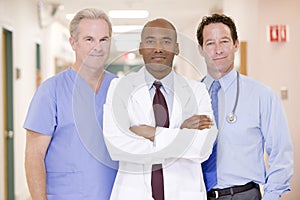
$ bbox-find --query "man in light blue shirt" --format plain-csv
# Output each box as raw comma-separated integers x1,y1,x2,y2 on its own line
196,13,293,200
24,8,117,199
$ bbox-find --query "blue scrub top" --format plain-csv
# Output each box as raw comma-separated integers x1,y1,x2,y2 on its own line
24,68,118,200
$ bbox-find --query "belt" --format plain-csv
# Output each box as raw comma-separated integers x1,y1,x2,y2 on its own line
207,182,259,199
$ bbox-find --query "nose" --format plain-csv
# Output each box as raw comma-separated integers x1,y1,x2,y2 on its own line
215,43,223,55
154,41,164,52
93,42,104,52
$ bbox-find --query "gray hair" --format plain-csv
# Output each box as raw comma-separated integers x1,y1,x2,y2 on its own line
69,8,112,41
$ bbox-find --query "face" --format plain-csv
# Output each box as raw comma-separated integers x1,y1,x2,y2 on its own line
198,23,239,78
69,18,111,70
139,20,179,79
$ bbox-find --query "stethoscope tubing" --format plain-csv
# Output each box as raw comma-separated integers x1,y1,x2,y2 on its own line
201,71,240,124
232,72,239,116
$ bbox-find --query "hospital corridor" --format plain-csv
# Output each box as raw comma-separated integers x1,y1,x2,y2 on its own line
0,0,299,199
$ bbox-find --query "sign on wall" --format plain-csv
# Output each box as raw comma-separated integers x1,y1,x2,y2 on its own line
267,25,289,42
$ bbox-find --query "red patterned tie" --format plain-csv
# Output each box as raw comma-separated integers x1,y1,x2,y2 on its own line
152,81,169,200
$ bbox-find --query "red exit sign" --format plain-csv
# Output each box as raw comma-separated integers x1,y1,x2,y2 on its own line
267,25,288,42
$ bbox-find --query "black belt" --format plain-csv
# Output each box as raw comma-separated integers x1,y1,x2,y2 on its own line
207,182,259,199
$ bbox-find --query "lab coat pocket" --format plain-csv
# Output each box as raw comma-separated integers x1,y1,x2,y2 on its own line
46,171,83,196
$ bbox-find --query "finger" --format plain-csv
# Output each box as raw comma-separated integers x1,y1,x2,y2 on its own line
198,121,212,129
199,115,212,121
198,124,211,130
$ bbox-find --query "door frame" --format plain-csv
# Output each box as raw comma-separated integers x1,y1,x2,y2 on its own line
2,27,15,200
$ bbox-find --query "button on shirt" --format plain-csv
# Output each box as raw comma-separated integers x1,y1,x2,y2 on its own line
202,69,293,200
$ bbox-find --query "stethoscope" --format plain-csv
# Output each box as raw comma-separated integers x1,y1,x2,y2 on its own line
201,72,240,124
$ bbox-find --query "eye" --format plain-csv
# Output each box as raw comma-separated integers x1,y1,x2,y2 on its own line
205,41,214,46
221,39,230,43
145,39,155,45
84,37,94,43
162,39,172,45
100,37,109,44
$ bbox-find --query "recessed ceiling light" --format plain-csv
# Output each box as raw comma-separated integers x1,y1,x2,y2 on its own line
109,10,149,19
112,25,143,33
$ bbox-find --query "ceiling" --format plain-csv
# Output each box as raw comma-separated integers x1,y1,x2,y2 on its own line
37,0,223,34
36,0,223,73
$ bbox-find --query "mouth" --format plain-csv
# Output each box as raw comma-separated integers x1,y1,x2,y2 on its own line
214,58,224,61
89,54,105,57
213,56,226,61
151,55,166,61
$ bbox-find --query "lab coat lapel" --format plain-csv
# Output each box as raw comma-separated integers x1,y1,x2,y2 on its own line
130,68,155,126
170,74,195,127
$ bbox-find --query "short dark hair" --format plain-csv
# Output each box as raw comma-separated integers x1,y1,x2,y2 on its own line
196,13,238,47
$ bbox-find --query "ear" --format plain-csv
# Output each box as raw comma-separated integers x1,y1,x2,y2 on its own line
174,43,179,55
138,42,143,55
197,44,204,56
234,39,240,53
69,37,76,51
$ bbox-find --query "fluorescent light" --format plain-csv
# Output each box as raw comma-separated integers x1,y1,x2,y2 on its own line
109,10,149,19
66,14,75,21
112,25,143,33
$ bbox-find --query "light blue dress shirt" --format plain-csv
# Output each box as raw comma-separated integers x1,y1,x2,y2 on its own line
24,68,118,200
202,69,293,200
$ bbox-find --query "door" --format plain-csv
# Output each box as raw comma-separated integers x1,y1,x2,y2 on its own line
2,28,15,200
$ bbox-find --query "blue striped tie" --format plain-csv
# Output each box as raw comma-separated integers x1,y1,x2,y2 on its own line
202,80,220,191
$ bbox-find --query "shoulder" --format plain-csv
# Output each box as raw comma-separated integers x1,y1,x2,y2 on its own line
105,70,118,80
35,69,74,101
107,71,137,93
240,75,279,103
241,75,275,94
39,69,69,88
175,73,207,91
113,70,142,87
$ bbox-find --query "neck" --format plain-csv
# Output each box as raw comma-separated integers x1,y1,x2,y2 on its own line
71,63,105,92
208,65,234,80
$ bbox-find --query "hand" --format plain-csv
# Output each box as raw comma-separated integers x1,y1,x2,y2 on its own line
130,125,156,141
180,115,213,130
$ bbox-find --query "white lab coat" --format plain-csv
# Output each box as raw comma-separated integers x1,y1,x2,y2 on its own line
103,68,217,200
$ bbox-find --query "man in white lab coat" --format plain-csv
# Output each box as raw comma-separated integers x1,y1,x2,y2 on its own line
103,18,217,200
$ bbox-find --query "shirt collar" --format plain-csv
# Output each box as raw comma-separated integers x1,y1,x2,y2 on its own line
144,67,174,94
205,69,237,92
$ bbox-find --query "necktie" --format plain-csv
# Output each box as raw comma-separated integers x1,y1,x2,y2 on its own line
152,81,169,200
202,80,221,191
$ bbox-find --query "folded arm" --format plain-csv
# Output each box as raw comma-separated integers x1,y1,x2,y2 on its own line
103,79,217,164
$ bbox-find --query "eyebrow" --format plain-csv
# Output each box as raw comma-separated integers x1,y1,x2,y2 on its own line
204,36,231,42
82,35,110,40
101,36,110,40
144,36,173,40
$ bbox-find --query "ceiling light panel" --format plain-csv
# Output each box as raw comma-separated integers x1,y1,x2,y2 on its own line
109,10,149,19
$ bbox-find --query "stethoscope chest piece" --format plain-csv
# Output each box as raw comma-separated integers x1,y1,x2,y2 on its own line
226,113,237,123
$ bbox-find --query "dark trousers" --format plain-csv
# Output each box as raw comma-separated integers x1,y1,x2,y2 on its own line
207,185,261,200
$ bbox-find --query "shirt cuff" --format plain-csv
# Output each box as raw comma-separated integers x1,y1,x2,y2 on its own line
262,192,281,200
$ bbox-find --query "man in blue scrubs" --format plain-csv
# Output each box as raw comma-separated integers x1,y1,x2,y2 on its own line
196,13,293,200
24,8,117,200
